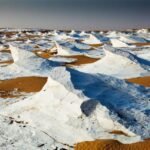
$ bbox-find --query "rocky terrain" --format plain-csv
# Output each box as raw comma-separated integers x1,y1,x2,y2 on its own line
0,28,149,150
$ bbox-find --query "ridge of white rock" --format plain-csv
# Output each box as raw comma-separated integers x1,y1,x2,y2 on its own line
25,39,32,44
110,39,135,48
52,30,58,36
55,41,71,56
0,29,149,149
106,31,118,38
7,44,59,77
1,70,146,147
58,34,71,40
120,36,146,44
55,42,90,56
137,29,149,34
9,44,34,63
82,34,102,45
79,31,86,36
104,46,150,71
135,48,150,61
70,30,76,35
76,45,148,79
0,44,4,50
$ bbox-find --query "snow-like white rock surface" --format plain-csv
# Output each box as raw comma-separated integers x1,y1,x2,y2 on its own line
120,36,146,44
110,39,135,48
0,29,149,149
0,52,12,62
49,56,77,63
82,34,102,45
55,42,72,56
1,69,147,146
76,45,149,79
0,115,70,150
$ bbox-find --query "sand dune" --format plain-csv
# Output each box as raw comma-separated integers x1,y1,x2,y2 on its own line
127,76,150,87
75,139,150,150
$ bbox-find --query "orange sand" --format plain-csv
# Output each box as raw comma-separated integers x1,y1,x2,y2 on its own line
127,76,150,87
0,76,47,98
75,139,150,150
0,60,13,65
33,49,57,59
0,49,11,53
109,130,129,137
65,55,99,66
0,31,18,38
89,43,103,47
134,42,150,47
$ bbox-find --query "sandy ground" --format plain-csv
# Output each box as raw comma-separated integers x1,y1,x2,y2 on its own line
109,130,129,137
0,60,13,65
134,42,150,47
34,50,56,59
0,49,11,53
1,32,42,42
89,43,103,47
25,34,41,39
127,76,150,87
0,50,13,66
65,55,99,66
0,76,47,98
0,31,18,38
74,139,150,150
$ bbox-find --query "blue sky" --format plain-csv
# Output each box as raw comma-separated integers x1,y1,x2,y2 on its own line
0,0,149,30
